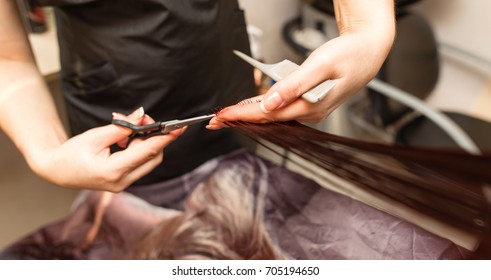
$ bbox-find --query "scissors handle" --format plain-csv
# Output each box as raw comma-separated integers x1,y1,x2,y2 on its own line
112,119,165,140
112,119,161,133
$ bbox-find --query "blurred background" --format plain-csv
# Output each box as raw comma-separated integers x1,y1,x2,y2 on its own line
1,0,490,250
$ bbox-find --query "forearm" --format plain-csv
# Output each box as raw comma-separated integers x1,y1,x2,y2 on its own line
0,62,67,166
334,0,395,56
0,1,67,171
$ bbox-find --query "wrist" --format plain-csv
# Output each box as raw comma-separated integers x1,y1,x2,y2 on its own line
24,126,68,186
334,0,396,50
25,143,61,186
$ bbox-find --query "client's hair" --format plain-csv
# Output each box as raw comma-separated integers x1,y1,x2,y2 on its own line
129,168,285,260
8,120,490,259
228,120,491,258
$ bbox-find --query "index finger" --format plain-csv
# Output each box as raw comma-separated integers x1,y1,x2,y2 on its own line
108,128,185,171
216,97,314,124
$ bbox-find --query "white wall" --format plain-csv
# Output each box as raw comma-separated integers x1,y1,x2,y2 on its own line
413,0,491,63
238,0,301,63
412,0,491,121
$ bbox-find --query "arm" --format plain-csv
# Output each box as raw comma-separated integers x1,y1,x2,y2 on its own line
0,1,66,160
0,1,182,192
209,0,395,126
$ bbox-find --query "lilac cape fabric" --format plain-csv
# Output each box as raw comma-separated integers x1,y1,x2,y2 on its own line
0,149,468,259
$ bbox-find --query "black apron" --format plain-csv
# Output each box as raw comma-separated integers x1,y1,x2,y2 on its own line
33,0,255,185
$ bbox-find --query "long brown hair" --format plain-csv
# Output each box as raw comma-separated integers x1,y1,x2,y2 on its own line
227,120,491,257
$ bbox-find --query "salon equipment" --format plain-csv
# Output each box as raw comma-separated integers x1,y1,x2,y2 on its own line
112,114,215,142
283,0,491,154
233,50,336,103
360,13,491,153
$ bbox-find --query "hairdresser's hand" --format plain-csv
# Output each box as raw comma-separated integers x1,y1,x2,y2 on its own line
208,0,395,128
30,108,185,192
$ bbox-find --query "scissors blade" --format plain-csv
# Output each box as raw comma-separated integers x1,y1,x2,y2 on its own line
161,114,216,133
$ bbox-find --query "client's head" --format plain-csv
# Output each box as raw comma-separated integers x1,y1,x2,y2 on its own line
129,168,285,260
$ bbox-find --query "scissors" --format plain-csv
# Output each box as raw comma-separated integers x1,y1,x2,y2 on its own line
233,50,336,103
112,114,215,142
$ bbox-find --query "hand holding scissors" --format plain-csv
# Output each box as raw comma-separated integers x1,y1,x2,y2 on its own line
112,114,215,145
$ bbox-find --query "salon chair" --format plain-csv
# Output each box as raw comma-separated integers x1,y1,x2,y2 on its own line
283,0,491,153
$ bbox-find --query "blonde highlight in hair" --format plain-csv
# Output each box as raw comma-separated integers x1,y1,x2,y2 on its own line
129,168,285,260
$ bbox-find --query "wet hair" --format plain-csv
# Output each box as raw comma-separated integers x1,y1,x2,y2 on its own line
6,121,490,259
129,168,286,260
226,120,491,258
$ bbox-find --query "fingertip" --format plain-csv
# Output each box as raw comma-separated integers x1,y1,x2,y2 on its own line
209,116,221,125
112,112,125,120
117,139,129,149
206,124,223,130
130,107,144,119
215,106,236,121
142,114,156,125
111,108,145,124
169,126,187,137
215,107,228,118
206,116,227,130
215,103,261,123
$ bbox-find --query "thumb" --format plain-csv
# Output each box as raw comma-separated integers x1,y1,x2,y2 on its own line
259,72,310,114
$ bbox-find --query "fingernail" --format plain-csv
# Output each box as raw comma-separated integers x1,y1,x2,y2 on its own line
260,91,283,113
129,107,144,119
112,112,125,119
137,107,144,118
206,124,223,130
209,117,221,126
175,126,188,135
